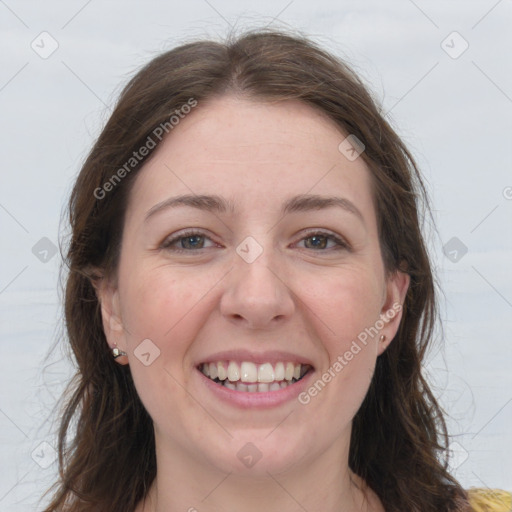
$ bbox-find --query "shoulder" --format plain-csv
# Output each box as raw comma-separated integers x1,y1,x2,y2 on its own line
467,487,512,512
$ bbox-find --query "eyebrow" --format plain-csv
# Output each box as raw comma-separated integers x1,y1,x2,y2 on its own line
144,193,365,224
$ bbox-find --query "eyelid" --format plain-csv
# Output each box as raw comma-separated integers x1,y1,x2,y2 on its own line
160,228,351,253
293,228,351,251
160,228,218,251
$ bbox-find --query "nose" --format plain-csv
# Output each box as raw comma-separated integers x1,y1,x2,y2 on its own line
219,251,295,330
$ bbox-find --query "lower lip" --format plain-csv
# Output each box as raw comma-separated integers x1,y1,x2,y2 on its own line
197,368,314,409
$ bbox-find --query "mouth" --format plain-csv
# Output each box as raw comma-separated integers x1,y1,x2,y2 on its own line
198,360,313,392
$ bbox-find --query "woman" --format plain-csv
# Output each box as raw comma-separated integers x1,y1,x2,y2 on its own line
41,29,510,512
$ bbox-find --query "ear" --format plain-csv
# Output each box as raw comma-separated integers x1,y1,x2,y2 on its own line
91,275,129,365
376,269,410,356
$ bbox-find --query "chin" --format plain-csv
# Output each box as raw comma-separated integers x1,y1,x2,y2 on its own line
189,429,314,477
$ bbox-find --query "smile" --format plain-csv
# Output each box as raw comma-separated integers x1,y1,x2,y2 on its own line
199,361,312,392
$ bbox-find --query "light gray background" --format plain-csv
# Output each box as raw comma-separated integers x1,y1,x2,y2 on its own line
0,1,511,510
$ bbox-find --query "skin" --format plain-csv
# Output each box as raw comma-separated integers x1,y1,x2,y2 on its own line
97,96,409,512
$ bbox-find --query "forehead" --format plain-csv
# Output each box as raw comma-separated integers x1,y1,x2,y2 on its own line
160,96,354,164
126,96,376,224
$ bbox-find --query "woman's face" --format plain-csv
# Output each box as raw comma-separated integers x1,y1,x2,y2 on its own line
99,96,409,477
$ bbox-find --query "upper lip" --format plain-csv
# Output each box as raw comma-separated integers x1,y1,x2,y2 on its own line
196,349,315,368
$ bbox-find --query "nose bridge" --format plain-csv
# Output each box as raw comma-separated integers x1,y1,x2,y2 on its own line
220,236,295,328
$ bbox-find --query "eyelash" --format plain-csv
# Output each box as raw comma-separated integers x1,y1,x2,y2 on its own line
160,229,350,254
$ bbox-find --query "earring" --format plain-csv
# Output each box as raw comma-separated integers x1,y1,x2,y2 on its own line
379,335,386,343
111,345,127,359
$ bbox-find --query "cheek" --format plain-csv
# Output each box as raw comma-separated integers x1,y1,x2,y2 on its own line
117,267,211,425
298,267,381,416
120,265,203,343
327,344,377,419
300,265,383,343
118,263,226,392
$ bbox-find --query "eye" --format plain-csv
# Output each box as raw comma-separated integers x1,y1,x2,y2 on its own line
295,230,350,251
160,230,217,253
160,229,350,254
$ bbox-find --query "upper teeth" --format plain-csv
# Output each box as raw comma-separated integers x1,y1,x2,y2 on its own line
201,361,305,383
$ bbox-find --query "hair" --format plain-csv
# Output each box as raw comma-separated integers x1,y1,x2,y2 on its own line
42,28,471,512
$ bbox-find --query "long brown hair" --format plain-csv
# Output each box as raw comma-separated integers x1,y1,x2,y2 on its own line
41,28,470,511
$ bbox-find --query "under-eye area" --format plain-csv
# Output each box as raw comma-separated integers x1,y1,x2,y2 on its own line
198,361,313,392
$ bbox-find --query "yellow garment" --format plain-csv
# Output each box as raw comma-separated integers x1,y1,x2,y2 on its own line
468,487,512,512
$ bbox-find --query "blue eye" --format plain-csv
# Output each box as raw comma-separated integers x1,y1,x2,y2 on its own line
161,229,350,254
299,232,348,251
161,230,214,252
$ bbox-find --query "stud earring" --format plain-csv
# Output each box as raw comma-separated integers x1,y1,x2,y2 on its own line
379,335,386,343
111,345,127,359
